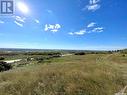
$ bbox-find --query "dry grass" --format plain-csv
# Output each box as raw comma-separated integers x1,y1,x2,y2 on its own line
0,54,126,95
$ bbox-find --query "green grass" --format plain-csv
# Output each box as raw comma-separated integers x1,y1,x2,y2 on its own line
0,54,127,95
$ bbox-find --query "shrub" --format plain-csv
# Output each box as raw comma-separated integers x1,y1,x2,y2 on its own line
75,52,86,55
26,57,32,61
0,61,12,72
0,57,5,60
122,54,126,57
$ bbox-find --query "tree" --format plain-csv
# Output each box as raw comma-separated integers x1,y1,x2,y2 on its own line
0,61,12,72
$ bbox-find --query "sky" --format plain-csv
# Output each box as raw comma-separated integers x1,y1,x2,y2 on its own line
0,0,127,50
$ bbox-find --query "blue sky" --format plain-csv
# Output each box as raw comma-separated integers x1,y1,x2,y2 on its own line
0,0,127,50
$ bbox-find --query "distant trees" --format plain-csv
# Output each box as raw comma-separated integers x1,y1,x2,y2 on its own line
74,51,114,55
116,49,127,54
75,52,86,55
0,53,18,56
24,52,62,56
0,62,12,72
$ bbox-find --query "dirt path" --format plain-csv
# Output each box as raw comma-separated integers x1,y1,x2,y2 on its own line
4,59,22,64
61,54,73,57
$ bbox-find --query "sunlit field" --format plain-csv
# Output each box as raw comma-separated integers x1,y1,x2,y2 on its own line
0,51,127,95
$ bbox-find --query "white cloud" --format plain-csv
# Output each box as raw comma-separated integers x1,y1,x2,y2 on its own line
35,19,40,24
55,24,61,29
69,23,104,36
91,27,104,33
44,24,61,33
87,22,104,33
86,4,100,11
87,22,96,28
0,20,4,24
51,29,59,33
14,16,26,23
75,30,86,35
12,15,26,27
68,32,74,35
44,24,49,31
69,30,86,36
85,0,101,11
89,0,100,4
14,21,23,27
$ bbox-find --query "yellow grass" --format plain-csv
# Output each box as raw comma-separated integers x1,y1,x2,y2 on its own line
0,54,127,95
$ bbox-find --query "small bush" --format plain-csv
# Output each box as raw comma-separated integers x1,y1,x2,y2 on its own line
122,54,126,57
0,57,5,60
75,52,86,55
0,61,12,72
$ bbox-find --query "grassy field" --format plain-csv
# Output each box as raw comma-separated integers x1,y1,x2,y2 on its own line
0,53,127,95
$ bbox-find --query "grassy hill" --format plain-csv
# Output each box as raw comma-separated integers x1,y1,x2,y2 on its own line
0,54,127,95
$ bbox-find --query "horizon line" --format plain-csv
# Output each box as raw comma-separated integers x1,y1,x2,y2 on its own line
0,47,126,51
